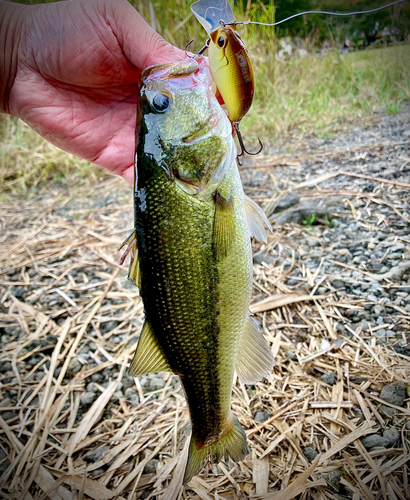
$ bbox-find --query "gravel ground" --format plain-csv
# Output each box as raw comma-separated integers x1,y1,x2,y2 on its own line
243,104,410,352
0,105,409,498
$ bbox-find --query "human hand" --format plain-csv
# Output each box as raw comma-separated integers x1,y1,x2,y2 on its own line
1,0,186,183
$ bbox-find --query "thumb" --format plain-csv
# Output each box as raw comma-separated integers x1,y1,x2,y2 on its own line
106,0,186,70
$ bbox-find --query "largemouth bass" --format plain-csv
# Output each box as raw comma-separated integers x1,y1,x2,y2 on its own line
121,56,274,484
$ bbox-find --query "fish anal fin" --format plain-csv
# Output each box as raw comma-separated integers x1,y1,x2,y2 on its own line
119,229,141,288
236,315,274,384
129,321,171,376
244,194,272,243
184,414,249,484
213,191,235,260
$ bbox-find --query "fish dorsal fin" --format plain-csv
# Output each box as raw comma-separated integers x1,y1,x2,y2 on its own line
236,316,274,384
213,191,235,260
244,195,272,243
129,321,171,376
119,229,141,288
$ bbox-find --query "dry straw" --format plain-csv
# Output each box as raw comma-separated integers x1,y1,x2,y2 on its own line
0,138,409,498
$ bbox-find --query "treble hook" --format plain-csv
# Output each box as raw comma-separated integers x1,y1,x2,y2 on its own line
233,123,263,166
185,38,210,59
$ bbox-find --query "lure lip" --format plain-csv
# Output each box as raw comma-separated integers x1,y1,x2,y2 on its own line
190,0,235,35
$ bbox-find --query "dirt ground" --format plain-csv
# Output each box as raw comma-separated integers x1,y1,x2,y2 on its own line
0,105,409,499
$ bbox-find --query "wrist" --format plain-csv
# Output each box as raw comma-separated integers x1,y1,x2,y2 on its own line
0,1,28,114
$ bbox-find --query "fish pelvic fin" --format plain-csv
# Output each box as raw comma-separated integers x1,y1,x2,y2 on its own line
119,229,141,288
183,414,249,484
236,315,275,384
244,194,272,243
129,321,171,376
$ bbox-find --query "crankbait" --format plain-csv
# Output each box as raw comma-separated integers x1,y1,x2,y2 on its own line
191,0,262,165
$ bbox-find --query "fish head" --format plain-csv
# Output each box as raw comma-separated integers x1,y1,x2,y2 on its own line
138,57,236,195
209,26,255,123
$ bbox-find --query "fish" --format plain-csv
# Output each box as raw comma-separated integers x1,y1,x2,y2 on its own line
121,56,273,484
208,25,255,124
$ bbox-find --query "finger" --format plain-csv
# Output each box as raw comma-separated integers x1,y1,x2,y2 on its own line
105,0,185,70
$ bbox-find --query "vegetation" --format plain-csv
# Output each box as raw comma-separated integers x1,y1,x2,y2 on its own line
1,0,410,196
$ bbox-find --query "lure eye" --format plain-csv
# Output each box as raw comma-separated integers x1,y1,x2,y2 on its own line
152,93,170,113
217,36,226,48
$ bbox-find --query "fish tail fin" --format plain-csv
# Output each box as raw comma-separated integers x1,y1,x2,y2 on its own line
183,414,249,484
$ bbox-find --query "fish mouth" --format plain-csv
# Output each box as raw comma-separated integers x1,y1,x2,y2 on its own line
141,59,200,83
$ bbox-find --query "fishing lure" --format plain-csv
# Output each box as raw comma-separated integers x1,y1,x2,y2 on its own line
190,0,406,163
191,0,262,165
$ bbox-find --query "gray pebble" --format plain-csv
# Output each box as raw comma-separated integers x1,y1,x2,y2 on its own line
121,375,135,389
81,392,97,406
149,377,166,391
91,373,104,383
112,390,124,401
143,459,158,475
285,351,298,361
87,446,110,463
2,411,17,420
124,388,137,397
69,358,82,374
122,279,137,291
0,398,11,408
383,428,399,447
406,421,410,431
86,383,97,393
327,470,342,492
0,456,10,475
255,411,271,423
0,361,12,374
253,252,274,265
100,320,120,334
129,394,140,405
303,447,318,462
321,372,337,385
272,194,300,213
379,405,396,418
380,381,407,406
89,468,105,478
140,377,149,388
361,434,389,450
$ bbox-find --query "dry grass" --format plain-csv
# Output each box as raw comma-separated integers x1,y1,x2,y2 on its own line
1,141,409,497
0,116,105,200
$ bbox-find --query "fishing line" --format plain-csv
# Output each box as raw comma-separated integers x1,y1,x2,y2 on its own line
225,0,407,27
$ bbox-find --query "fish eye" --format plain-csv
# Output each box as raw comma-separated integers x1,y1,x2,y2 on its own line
152,93,170,113
217,36,226,48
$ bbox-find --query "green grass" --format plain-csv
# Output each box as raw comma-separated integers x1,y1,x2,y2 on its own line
244,44,410,142
1,0,410,196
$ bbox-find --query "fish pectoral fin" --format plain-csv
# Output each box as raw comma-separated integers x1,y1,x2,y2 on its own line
213,191,235,260
244,194,272,243
129,321,171,376
236,315,275,384
119,229,141,288
184,414,249,485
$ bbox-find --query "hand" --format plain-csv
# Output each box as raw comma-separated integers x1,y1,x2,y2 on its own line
3,0,186,183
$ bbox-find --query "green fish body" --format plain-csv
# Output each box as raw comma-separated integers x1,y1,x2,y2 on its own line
121,58,274,483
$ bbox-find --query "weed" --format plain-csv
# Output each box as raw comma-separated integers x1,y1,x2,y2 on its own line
1,1,410,196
